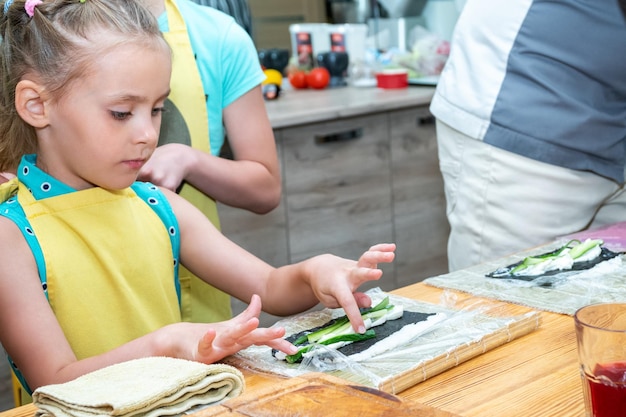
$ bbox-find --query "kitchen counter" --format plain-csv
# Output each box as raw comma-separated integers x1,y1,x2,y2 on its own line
0,282,583,417
265,85,436,128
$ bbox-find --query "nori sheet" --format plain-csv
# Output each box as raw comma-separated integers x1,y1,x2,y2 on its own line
272,311,435,360
486,246,623,287
337,311,434,356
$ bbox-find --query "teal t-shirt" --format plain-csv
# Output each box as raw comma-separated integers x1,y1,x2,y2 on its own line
158,0,265,155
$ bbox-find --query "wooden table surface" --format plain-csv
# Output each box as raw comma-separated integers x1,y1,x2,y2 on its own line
394,283,584,417
0,282,584,417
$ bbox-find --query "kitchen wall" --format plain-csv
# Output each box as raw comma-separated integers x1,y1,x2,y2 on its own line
249,0,465,51
248,0,327,50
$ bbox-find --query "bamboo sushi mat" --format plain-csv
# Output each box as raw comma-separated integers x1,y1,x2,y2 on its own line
228,289,540,395
424,239,626,316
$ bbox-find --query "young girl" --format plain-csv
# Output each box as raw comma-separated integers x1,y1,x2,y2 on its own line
0,0,395,395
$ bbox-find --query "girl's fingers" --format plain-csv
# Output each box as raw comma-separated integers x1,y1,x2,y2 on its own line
350,267,383,289
368,243,396,252
352,292,372,309
357,247,396,269
240,294,262,319
265,337,298,355
196,329,217,359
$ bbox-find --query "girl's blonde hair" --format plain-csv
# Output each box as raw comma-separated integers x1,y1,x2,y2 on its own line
0,0,166,171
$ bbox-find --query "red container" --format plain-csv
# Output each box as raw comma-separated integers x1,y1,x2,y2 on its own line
376,69,408,89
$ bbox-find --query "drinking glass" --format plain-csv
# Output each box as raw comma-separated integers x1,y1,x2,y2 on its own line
574,303,626,417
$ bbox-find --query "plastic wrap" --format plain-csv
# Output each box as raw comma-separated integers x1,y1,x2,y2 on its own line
227,288,539,394
425,239,626,315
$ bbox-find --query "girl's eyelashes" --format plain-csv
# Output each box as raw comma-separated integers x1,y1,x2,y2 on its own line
152,107,166,117
109,107,165,120
111,110,131,120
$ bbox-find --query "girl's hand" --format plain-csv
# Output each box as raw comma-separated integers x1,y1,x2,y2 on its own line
163,294,297,364
306,243,396,333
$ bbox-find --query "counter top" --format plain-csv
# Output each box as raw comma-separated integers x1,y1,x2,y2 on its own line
265,85,435,129
0,283,583,417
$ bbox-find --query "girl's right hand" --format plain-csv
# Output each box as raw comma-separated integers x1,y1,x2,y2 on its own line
161,294,297,364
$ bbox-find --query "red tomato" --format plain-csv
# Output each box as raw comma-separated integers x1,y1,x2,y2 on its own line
306,67,330,89
288,70,308,89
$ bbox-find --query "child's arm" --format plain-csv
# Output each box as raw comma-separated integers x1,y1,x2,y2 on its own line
0,215,81,390
0,217,296,391
167,188,396,334
137,86,281,215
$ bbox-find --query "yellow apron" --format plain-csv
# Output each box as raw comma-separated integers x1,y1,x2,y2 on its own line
10,181,181,405
160,0,232,322
17,184,181,358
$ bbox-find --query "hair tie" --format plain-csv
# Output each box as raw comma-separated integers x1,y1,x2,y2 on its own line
3,0,14,15
24,0,42,17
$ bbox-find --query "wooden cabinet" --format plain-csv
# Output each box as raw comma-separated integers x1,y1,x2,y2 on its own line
390,108,449,288
216,141,289,269
219,104,449,321
281,113,394,276
248,0,327,50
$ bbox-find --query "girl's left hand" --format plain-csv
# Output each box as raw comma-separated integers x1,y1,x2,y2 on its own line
306,243,396,333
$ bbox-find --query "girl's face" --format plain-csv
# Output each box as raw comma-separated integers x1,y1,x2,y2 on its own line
38,34,171,191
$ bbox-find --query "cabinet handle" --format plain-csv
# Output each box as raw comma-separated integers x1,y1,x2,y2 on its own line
315,128,363,145
417,115,435,126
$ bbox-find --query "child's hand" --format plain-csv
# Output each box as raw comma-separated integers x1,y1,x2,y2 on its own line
164,294,297,364
137,143,191,192
306,243,396,334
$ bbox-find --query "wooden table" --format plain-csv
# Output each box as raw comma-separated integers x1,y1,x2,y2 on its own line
395,283,584,417
0,283,584,417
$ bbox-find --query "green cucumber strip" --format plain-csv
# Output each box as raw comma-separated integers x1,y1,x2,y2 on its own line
568,239,603,260
298,297,391,345
286,330,376,363
367,296,390,313
303,317,349,344
510,257,542,274
293,334,310,346
315,320,353,343
362,308,389,323
510,239,596,275
319,329,376,346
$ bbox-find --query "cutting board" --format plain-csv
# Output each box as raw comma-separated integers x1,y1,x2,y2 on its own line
194,373,459,417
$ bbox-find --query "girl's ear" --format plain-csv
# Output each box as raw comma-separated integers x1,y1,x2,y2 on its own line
15,79,50,128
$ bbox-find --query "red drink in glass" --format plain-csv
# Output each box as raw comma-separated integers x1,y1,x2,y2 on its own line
583,362,626,417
